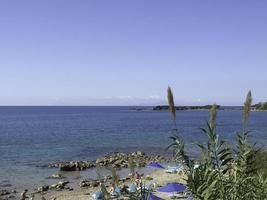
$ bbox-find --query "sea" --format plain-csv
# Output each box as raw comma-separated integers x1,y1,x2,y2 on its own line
0,106,266,192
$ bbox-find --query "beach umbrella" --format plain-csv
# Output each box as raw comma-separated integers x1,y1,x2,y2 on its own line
148,193,164,200
146,162,165,169
157,182,186,193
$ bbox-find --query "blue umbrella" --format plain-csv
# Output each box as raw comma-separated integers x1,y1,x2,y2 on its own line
148,193,164,200
157,182,186,193
146,162,165,169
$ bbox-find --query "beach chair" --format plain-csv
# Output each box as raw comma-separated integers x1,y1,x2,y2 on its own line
110,187,121,198
165,166,179,174
114,187,121,195
92,191,103,200
145,183,154,191
127,183,137,193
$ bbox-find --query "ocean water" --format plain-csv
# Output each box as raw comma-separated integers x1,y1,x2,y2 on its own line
0,106,266,191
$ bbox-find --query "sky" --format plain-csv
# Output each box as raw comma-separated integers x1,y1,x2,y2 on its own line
0,0,266,106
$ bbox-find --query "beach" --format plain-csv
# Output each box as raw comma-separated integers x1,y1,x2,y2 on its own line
46,168,187,200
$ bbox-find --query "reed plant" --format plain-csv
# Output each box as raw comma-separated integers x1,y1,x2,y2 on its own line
167,88,267,200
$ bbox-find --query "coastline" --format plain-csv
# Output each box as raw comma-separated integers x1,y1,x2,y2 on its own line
1,152,178,200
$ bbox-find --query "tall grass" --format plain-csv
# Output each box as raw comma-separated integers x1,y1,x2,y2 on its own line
167,88,267,200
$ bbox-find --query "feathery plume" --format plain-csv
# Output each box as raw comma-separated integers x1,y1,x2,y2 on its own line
167,86,176,125
209,104,217,129
243,91,252,132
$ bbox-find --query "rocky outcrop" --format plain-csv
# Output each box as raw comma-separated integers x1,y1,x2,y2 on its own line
36,181,70,193
95,151,168,168
57,161,95,171
46,151,170,171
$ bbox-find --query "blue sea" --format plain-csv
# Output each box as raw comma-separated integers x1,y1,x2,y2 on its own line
0,106,266,191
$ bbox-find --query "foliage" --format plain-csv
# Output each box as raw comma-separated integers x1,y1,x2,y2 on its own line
167,88,267,200
128,180,151,200
253,150,267,178
128,155,136,176
109,166,120,187
252,102,267,110
100,183,110,200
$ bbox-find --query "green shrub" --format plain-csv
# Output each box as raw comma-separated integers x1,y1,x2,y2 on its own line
167,88,267,200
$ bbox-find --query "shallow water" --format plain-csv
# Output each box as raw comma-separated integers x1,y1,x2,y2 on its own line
0,106,266,191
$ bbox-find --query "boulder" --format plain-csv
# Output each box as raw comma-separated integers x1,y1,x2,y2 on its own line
50,181,69,190
49,173,64,179
79,179,92,188
0,189,10,196
37,185,49,192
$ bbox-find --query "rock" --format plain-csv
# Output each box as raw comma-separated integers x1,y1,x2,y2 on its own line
37,185,49,192
79,179,92,188
59,161,95,171
7,195,16,199
50,181,69,190
47,151,171,171
92,180,100,187
49,173,64,179
0,189,10,196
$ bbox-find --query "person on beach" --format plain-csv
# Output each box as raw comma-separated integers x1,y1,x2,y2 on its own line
134,172,141,183
20,189,28,200
108,184,115,195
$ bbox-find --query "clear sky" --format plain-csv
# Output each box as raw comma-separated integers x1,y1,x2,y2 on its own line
0,0,266,106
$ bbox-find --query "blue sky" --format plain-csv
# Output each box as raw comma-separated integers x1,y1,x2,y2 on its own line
0,0,266,105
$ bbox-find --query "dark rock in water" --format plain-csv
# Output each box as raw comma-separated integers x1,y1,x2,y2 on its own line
48,173,64,179
37,185,49,192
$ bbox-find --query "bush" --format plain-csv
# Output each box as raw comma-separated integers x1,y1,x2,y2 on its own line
167,89,267,200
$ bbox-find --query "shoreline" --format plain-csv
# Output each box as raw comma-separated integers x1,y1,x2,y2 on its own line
47,167,187,200
0,151,176,200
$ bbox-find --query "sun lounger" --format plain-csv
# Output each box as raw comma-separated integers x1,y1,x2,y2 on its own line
145,183,154,191
114,187,121,195
127,183,137,193
165,166,183,173
110,186,121,198
92,191,103,200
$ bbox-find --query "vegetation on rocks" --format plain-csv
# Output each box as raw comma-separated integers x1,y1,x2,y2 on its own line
252,102,267,110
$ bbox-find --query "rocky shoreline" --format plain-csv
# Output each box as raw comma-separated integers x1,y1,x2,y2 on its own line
0,151,173,200
46,151,172,171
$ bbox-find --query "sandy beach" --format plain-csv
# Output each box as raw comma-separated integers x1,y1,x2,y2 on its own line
46,169,187,200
